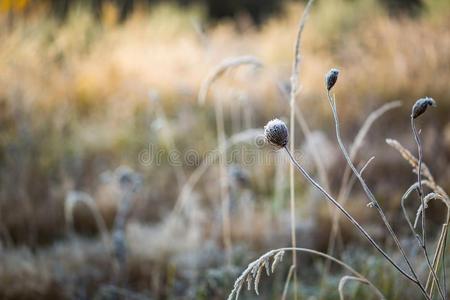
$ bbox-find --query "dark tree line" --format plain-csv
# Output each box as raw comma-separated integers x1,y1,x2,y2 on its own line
18,0,426,23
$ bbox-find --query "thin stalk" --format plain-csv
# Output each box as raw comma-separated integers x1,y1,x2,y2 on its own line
287,1,315,296
443,226,448,300
338,276,374,300
427,223,449,298
281,265,295,300
215,96,232,266
411,118,445,300
401,182,425,241
320,102,400,298
401,185,446,300
64,191,109,247
327,102,401,250
412,118,426,245
387,137,450,298
326,91,425,291
288,136,297,300
284,146,431,299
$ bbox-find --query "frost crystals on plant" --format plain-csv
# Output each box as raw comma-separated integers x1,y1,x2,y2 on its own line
264,119,288,149
325,68,340,91
411,97,436,119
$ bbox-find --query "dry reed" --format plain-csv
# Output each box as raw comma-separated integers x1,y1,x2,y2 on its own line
227,247,384,300
286,1,315,297
388,138,450,298
198,55,263,265
64,190,109,247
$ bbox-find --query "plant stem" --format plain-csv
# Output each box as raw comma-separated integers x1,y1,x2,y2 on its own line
412,118,426,245
215,96,232,266
326,91,426,290
320,101,401,298
402,184,446,300
411,118,445,300
281,265,295,300
283,146,431,299
288,1,315,296
443,227,448,300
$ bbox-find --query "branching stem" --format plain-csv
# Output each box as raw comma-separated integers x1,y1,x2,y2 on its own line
283,146,429,295
325,91,428,295
411,118,445,300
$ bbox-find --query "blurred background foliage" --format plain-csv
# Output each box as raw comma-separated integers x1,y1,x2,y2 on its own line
0,0,439,22
0,0,449,299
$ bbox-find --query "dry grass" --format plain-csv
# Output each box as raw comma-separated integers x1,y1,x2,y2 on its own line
0,1,449,299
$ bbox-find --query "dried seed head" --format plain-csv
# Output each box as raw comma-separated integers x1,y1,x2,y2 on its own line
411,97,436,119
264,119,288,148
271,250,284,273
254,266,263,295
325,68,340,91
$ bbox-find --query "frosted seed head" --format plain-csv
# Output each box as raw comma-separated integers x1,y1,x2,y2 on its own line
264,119,288,148
325,68,340,91
412,97,436,119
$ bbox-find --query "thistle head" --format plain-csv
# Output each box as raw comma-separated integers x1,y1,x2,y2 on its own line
264,119,288,149
325,68,340,91
411,97,436,119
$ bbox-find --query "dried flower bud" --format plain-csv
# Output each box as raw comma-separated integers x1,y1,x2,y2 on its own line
264,119,288,148
325,68,340,91
411,97,436,119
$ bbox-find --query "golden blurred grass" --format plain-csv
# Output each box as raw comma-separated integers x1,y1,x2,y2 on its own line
1,1,449,121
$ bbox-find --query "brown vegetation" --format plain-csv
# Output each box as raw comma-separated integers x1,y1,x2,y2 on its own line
0,1,449,299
